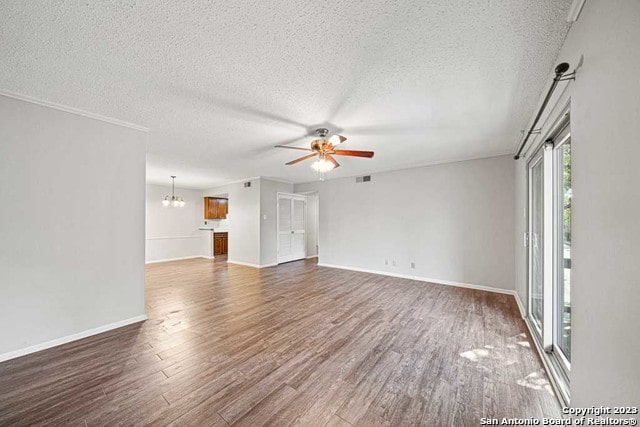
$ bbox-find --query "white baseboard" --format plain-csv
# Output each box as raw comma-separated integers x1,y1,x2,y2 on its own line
145,256,205,264
504,291,569,408
317,263,514,295
227,260,260,268
512,290,527,319
260,263,278,268
0,314,148,363
305,255,318,259
227,260,277,268
316,262,567,407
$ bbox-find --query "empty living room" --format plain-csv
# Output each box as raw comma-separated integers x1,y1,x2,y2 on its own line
1,0,639,425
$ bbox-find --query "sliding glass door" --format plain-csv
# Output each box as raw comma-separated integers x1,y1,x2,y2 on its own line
528,152,545,333
526,118,572,396
554,128,572,367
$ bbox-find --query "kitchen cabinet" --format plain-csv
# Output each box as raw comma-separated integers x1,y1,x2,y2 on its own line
213,232,228,256
204,197,228,219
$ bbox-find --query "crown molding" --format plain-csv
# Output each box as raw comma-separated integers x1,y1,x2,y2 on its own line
294,150,514,186
0,90,150,133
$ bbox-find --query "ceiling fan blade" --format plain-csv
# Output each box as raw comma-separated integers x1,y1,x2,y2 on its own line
326,154,340,168
329,134,347,145
286,153,318,165
331,150,374,158
275,145,313,151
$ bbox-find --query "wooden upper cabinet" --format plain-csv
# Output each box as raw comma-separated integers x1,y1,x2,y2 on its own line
204,197,228,219
218,198,228,218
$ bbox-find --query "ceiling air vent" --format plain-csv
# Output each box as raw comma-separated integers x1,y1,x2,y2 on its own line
244,181,251,188
356,175,371,183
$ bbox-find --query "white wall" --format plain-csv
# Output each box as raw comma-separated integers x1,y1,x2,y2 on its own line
514,0,640,407
295,155,515,290
0,94,147,358
303,192,319,258
145,184,208,262
260,178,294,266
203,179,261,266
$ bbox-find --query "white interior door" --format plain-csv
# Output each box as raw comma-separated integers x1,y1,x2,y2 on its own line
278,193,306,264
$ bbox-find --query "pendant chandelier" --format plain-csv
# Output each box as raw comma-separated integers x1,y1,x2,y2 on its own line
162,176,185,207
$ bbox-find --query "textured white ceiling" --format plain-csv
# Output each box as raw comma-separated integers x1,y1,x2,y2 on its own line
0,1,572,188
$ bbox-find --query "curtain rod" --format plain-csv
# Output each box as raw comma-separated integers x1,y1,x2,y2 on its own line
514,62,575,160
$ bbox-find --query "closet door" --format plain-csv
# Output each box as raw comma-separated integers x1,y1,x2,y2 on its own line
277,194,306,264
278,196,293,263
291,198,306,261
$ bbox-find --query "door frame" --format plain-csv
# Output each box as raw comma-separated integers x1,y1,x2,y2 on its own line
276,192,307,264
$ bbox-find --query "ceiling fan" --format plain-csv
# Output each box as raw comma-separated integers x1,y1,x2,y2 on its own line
275,128,374,173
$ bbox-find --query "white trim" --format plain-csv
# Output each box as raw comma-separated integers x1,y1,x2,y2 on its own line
295,151,514,186
316,261,568,408
227,260,260,268
305,255,318,259
222,176,261,186
0,314,148,363
200,176,261,191
514,294,569,408
260,176,295,185
145,235,203,240
513,290,527,319
227,260,276,268
567,0,586,22
0,90,149,133
145,256,205,264
154,154,516,191
317,263,514,295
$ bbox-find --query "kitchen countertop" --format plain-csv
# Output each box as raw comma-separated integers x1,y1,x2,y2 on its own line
198,227,228,233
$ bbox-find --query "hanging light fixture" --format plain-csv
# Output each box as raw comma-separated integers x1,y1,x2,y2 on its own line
162,176,185,207
310,153,335,181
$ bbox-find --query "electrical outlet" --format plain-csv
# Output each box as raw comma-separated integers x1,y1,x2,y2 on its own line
411,262,415,269
392,260,396,267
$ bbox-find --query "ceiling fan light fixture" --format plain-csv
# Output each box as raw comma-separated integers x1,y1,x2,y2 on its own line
311,158,335,173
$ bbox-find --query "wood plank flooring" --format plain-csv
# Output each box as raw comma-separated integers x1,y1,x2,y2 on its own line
0,257,561,426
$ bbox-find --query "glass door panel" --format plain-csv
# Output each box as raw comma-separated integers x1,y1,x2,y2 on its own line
555,136,572,364
529,154,545,332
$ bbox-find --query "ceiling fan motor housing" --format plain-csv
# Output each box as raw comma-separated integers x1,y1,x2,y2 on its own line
315,128,329,138
311,139,325,151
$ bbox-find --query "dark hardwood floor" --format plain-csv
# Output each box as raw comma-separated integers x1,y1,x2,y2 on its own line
0,257,561,426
